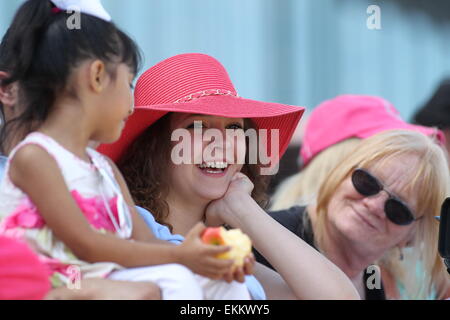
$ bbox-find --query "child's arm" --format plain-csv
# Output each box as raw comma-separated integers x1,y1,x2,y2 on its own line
10,145,232,279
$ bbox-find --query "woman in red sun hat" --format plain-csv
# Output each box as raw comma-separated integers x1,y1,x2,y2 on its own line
99,53,360,299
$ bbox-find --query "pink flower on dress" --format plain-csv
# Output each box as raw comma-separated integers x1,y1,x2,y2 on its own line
71,190,119,233
0,191,120,234
0,198,45,232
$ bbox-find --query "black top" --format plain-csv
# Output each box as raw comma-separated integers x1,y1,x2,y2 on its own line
254,206,386,300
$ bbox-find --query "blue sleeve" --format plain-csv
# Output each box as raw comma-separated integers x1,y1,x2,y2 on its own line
135,206,184,245
0,156,7,182
244,275,267,300
135,205,266,300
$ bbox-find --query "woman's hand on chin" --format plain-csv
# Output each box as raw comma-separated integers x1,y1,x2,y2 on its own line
205,172,254,227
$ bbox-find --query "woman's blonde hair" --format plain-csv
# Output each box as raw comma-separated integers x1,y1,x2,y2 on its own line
314,130,450,299
270,138,361,210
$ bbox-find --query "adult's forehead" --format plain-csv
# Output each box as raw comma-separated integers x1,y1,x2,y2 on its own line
368,154,421,203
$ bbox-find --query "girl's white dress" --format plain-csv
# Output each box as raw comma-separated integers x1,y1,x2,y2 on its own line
0,132,132,287
0,132,250,299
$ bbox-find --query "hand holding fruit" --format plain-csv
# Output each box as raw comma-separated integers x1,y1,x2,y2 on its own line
177,223,234,279
201,227,252,267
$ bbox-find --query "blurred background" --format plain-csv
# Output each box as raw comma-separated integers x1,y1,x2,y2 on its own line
2,0,450,121
1,0,450,189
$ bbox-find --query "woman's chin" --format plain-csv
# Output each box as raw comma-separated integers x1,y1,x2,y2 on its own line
197,188,228,202
336,218,377,244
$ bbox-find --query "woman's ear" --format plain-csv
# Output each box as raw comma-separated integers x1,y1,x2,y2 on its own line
89,60,108,93
0,71,17,107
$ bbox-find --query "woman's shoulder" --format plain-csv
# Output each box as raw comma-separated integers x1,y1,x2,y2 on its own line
0,155,7,180
267,205,316,249
267,205,307,232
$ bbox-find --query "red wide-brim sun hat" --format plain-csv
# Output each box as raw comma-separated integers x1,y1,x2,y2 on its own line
98,53,305,164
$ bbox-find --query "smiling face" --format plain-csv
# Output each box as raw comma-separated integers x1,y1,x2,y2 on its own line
326,154,420,255
168,113,246,203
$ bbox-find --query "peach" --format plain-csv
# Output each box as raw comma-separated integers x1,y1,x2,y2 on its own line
202,227,252,267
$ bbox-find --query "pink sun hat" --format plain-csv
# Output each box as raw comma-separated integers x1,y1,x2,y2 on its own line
99,53,305,163
300,95,445,167
0,236,51,300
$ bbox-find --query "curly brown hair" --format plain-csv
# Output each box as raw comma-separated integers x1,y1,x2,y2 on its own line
119,113,270,232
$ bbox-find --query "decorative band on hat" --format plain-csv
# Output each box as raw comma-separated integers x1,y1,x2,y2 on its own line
174,89,239,104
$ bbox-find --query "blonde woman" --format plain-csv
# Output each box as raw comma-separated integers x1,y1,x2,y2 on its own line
271,138,360,210
257,130,450,299
271,95,444,211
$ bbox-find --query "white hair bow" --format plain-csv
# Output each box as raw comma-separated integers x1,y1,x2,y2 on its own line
49,0,112,21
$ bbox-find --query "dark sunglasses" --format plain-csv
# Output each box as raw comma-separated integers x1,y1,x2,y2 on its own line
351,168,419,226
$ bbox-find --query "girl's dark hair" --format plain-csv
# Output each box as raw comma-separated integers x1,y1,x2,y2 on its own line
0,0,141,153
119,114,270,232
0,27,13,134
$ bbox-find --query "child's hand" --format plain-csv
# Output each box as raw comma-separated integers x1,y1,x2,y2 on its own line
222,253,255,283
177,222,234,279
